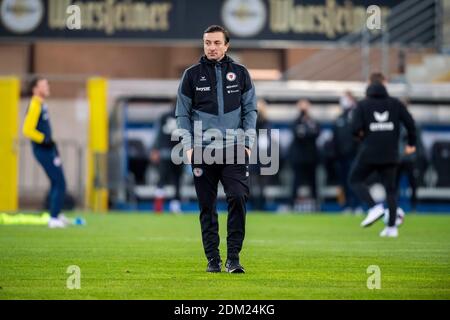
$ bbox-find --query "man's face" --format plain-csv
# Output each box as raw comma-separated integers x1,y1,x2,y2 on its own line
203,32,229,61
298,100,310,113
34,79,50,98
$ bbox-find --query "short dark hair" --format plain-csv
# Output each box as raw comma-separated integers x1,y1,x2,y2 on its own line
369,72,386,84
28,76,45,96
204,25,230,44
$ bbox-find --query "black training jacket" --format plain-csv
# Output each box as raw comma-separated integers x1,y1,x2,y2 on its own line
176,55,257,150
351,83,416,164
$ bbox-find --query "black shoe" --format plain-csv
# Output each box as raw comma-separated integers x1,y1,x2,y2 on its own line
225,259,245,273
206,257,222,273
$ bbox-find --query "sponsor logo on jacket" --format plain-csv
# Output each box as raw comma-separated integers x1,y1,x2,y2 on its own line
196,86,211,92
370,111,394,131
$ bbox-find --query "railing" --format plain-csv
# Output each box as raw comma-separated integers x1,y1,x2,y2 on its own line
282,0,440,81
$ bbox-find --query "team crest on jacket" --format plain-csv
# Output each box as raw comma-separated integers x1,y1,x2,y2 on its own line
193,167,203,177
226,72,236,81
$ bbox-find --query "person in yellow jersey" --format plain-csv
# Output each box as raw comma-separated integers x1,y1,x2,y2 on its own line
23,77,69,228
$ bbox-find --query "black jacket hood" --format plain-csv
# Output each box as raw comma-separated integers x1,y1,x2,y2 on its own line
366,82,389,98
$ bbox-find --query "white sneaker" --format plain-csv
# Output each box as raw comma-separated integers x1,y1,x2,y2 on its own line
48,217,66,228
396,208,405,226
361,204,385,227
380,226,398,238
383,207,405,227
58,214,72,226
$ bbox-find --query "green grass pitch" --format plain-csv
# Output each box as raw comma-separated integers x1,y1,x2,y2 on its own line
0,212,449,299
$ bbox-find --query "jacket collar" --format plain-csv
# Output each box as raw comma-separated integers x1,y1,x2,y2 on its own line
32,95,43,103
200,54,233,65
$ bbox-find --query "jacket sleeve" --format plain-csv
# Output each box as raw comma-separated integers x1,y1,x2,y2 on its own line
351,103,364,138
240,68,257,149
398,100,417,146
22,97,45,143
175,70,194,150
306,120,320,139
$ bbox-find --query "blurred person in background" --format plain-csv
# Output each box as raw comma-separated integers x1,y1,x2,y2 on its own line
332,91,362,214
150,104,184,214
289,99,320,211
22,77,68,228
249,99,272,211
396,98,425,212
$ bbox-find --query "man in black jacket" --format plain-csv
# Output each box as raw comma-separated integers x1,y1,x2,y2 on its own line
176,25,257,273
395,99,426,212
333,91,361,213
249,99,272,211
289,99,320,210
150,105,184,213
349,73,416,237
